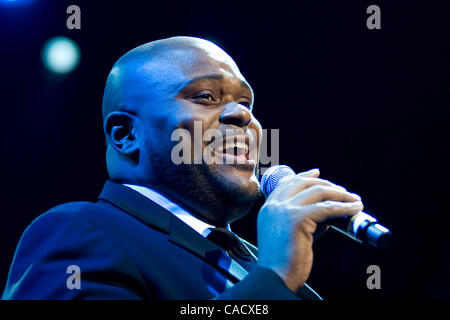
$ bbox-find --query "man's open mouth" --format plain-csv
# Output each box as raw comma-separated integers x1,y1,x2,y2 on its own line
208,135,255,165
219,139,249,159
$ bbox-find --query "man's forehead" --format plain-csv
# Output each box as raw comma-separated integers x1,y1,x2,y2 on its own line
147,43,245,86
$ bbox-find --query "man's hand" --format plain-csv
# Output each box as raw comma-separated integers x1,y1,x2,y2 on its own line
256,169,363,293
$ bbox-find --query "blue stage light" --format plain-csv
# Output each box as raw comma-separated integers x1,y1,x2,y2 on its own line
41,36,81,74
0,0,35,7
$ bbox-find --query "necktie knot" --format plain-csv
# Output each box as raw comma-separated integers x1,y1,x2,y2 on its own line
206,227,256,263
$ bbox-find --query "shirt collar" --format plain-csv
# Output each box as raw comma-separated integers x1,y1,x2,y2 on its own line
123,184,230,237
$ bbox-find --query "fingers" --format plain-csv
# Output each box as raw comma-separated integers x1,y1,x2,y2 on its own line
273,175,347,201
297,168,320,178
290,185,361,206
268,169,321,199
295,200,364,223
264,167,364,223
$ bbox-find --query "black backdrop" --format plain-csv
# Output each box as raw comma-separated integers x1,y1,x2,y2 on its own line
0,0,449,299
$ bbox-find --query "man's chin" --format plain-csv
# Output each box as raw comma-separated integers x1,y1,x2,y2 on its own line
210,163,260,201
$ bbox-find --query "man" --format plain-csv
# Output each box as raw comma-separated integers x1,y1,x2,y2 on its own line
2,36,363,299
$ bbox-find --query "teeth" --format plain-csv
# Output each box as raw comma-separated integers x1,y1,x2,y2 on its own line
222,141,249,155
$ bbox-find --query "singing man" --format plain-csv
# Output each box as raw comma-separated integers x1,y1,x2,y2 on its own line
2,36,363,299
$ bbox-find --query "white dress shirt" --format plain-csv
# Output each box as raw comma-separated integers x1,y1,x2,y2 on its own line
123,184,230,237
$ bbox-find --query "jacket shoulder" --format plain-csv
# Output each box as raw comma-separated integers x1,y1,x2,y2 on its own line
2,201,149,299
45,200,105,216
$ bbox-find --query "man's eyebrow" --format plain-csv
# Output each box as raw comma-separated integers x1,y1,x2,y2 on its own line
180,74,253,93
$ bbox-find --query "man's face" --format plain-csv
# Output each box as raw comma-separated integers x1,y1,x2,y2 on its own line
134,42,262,225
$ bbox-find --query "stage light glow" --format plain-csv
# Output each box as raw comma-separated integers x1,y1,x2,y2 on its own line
41,36,81,74
0,0,35,7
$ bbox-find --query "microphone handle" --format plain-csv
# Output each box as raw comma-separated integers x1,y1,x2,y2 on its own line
326,213,392,249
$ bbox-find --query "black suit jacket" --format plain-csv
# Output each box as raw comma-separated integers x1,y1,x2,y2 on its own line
1,181,321,300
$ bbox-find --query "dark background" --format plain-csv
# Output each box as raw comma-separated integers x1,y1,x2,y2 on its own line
0,0,449,299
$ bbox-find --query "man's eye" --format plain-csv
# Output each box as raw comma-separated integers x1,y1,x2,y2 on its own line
239,101,251,108
194,93,214,101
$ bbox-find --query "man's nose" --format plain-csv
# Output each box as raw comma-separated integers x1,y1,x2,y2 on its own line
219,103,252,128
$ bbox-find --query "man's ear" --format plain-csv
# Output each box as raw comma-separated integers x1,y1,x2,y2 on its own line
104,111,139,159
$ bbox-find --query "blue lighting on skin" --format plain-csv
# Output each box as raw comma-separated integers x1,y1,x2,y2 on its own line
41,36,81,74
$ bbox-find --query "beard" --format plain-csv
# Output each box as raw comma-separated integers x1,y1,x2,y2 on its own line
145,150,261,226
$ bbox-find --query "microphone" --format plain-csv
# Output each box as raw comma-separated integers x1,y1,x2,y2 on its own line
261,165,392,249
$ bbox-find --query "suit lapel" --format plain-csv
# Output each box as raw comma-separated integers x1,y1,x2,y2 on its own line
98,180,249,282
98,180,171,234
98,181,321,300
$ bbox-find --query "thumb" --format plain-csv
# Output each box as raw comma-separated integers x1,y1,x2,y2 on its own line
297,168,320,178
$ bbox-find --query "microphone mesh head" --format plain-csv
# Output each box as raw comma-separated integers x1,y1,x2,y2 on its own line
261,165,295,198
